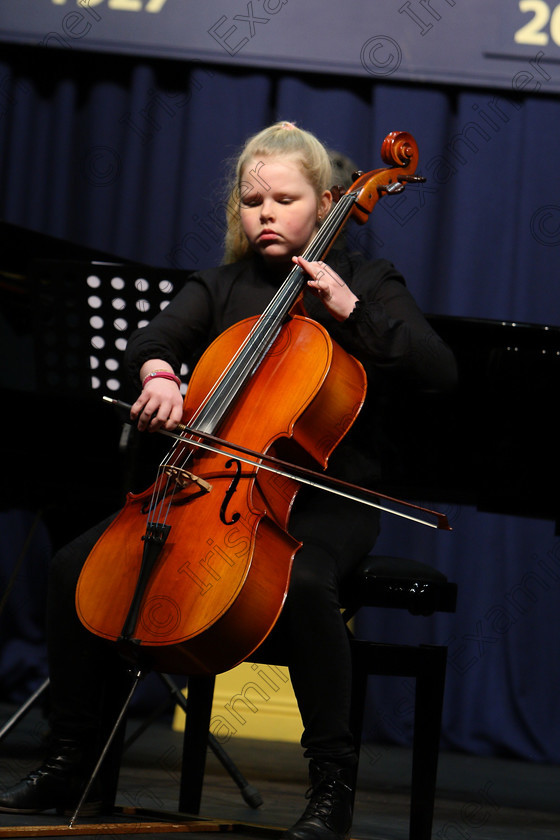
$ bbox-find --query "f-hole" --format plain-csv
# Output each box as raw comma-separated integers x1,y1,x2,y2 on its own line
220,458,242,525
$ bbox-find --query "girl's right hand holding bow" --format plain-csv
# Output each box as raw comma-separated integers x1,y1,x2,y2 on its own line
130,359,184,432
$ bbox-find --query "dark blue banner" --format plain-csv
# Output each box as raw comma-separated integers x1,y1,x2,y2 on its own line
1,1,559,93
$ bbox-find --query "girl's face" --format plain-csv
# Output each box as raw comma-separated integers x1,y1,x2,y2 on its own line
239,156,331,265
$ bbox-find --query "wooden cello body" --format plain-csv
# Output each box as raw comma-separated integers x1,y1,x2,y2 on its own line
76,315,366,674
75,131,424,676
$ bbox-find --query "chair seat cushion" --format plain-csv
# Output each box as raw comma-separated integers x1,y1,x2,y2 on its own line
341,554,457,616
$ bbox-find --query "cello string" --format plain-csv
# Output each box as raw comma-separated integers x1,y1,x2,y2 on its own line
144,429,182,525
201,192,356,425
144,420,197,527
148,437,197,527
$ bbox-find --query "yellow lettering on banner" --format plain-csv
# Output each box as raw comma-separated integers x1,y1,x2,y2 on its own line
51,0,105,5
145,0,168,11
108,0,142,9
515,0,560,46
516,0,550,44
551,4,560,42
50,0,169,11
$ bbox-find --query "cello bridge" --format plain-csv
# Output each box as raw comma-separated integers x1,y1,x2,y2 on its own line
163,465,212,493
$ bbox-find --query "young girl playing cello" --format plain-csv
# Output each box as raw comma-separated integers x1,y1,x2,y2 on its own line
0,122,456,840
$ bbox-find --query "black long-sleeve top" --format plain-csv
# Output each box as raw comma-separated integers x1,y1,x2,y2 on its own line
125,251,457,488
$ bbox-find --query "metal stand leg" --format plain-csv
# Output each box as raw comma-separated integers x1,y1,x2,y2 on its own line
0,679,49,743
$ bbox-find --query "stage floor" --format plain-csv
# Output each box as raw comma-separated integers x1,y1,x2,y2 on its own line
0,702,558,840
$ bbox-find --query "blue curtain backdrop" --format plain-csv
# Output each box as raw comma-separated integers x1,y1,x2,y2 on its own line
1,44,559,763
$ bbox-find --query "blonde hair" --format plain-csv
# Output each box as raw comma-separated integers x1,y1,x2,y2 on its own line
223,122,334,264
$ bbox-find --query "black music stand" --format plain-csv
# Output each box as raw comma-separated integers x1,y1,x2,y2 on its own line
31,259,190,399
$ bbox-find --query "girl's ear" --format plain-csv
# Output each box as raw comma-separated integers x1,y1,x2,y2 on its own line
318,190,332,223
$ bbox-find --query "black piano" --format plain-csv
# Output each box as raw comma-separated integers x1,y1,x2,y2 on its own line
381,314,559,529
2,222,559,545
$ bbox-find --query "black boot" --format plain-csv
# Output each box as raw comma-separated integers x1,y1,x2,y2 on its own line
0,737,102,816
284,760,355,840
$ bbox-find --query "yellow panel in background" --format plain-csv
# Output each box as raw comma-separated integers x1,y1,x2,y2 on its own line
172,662,302,743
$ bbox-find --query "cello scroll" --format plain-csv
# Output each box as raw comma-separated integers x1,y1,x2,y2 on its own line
334,131,425,224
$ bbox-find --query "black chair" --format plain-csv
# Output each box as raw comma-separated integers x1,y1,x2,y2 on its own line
180,554,457,840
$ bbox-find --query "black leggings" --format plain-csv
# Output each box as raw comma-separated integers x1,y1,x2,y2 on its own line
46,488,380,765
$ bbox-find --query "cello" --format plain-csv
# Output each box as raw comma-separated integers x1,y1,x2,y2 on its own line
76,131,446,677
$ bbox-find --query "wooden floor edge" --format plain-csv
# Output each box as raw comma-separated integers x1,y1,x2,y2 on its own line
0,821,232,836
0,816,289,837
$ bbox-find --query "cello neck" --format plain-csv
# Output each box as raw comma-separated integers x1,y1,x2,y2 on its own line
264,189,358,319
190,189,359,436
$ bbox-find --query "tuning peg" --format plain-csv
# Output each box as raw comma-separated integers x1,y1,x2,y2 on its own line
378,182,405,195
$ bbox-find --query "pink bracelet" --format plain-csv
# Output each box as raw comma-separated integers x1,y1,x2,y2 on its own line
142,370,182,389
